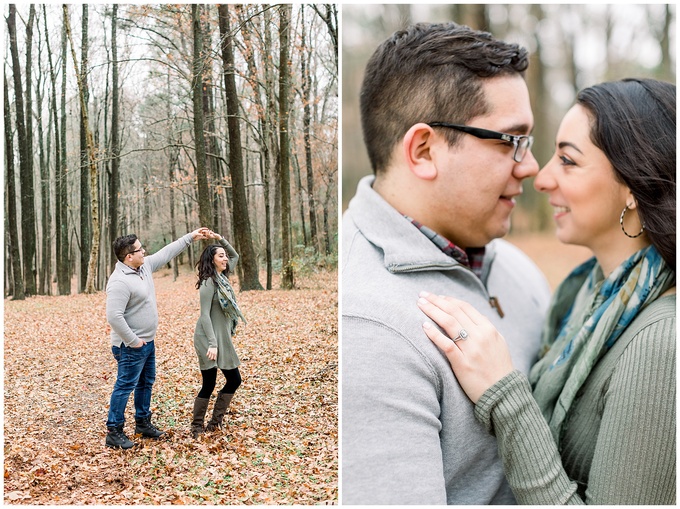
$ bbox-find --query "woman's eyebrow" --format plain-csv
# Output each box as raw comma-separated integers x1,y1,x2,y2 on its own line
558,141,583,154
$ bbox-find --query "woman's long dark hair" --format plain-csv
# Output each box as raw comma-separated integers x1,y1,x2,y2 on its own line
577,78,676,270
195,244,230,290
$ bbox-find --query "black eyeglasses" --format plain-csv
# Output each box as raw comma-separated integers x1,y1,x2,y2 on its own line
428,122,534,163
129,246,145,255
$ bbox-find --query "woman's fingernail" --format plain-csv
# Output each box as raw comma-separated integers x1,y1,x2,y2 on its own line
419,291,430,298
417,297,428,306
422,322,432,329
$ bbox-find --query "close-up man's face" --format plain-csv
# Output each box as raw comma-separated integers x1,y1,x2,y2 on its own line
428,75,540,248
127,241,146,268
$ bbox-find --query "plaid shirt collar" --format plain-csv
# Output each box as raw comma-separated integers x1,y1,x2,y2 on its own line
406,216,486,279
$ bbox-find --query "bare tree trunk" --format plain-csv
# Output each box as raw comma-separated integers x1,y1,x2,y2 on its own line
238,6,273,288
263,9,276,290
191,4,212,229
166,74,179,281
301,7,318,251
218,4,263,290
79,4,91,292
44,5,61,295
323,172,334,255
278,4,294,289
200,6,220,231
8,4,38,296
524,4,552,232
25,5,38,294
293,151,308,246
100,14,111,279
57,8,70,295
64,5,100,294
257,124,272,290
657,5,672,81
109,4,120,271
4,72,25,300
35,33,51,295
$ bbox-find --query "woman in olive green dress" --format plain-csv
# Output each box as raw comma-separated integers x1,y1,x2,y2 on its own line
191,230,247,438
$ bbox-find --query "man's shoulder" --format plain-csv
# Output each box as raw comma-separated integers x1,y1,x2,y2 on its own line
106,264,135,293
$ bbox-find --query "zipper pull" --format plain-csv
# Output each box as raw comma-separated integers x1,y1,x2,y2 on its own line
489,296,504,318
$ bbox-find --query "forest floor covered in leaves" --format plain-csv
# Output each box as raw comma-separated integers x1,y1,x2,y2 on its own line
4,267,338,505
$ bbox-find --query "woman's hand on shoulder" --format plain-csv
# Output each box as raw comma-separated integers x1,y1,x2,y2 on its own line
417,292,514,403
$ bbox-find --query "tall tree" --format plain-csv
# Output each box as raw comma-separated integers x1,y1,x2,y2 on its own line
25,5,37,294
278,4,294,289
4,72,25,300
75,6,92,288
191,4,212,229
300,6,318,251
43,5,62,295
57,6,70,295
8,3,38,296
199,6,220,231
218,4,263,290
34,16,52,295
64,5,100,294
660,5,672,80
263,7,277,289
109,3,120,271
79,4,91,291
165,74,180,282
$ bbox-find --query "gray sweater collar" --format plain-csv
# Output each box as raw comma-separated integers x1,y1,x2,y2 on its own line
348,175,496,276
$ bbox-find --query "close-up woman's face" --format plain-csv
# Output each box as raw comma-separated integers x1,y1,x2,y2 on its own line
212,247,228,272
534,104,631,252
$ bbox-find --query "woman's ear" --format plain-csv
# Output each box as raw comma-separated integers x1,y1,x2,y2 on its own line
624,189,638,210
402,123,438,180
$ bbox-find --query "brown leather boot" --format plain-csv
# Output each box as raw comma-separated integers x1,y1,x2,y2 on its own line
205,393,233,431
191,397,210,438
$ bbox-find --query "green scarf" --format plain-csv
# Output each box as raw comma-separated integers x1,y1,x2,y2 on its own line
215,272,247,327
529,245,674,445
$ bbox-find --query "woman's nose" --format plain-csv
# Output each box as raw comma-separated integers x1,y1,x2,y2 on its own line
534,159,557,193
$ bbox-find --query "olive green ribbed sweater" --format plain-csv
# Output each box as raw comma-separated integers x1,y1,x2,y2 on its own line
476,294,676,505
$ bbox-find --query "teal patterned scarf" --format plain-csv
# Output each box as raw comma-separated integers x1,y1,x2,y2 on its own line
529,245,674,445
215,272,247,327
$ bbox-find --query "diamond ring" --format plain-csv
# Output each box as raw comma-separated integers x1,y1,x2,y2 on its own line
452,329,469,342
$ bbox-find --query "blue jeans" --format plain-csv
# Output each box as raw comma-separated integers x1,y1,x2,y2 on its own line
106,341,156,428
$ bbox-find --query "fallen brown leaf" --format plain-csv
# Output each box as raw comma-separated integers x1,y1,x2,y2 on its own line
4,268,338,504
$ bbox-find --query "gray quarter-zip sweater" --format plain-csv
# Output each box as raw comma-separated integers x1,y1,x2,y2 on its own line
106,233,194,348
341,176,551,505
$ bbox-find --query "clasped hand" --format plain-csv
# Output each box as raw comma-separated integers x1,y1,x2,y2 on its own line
191,227,223,241
417,292,514,403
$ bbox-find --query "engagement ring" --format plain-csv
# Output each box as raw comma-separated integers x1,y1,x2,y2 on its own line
452,329,469,342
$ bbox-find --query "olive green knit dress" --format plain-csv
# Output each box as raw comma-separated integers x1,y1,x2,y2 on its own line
193,238,241,371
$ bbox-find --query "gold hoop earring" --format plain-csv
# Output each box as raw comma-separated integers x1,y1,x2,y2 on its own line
620,205,644,238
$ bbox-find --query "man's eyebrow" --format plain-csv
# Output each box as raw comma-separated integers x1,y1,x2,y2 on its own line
500,123,532,135
558,141,583,154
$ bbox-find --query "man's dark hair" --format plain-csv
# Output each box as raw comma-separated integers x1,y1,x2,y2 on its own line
360,22,529,174
577,78,676,270
113,234,138,262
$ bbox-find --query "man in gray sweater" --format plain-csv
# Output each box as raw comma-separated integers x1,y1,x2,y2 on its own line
342,23,551,503
105,228,208,449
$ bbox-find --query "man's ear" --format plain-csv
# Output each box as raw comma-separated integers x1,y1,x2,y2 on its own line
402,123,438,180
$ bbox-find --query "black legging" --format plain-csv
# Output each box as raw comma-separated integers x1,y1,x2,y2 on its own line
198,367,242,399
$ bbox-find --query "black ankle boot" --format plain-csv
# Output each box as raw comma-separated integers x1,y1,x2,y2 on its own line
135,415,165,439
106,425,135,449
